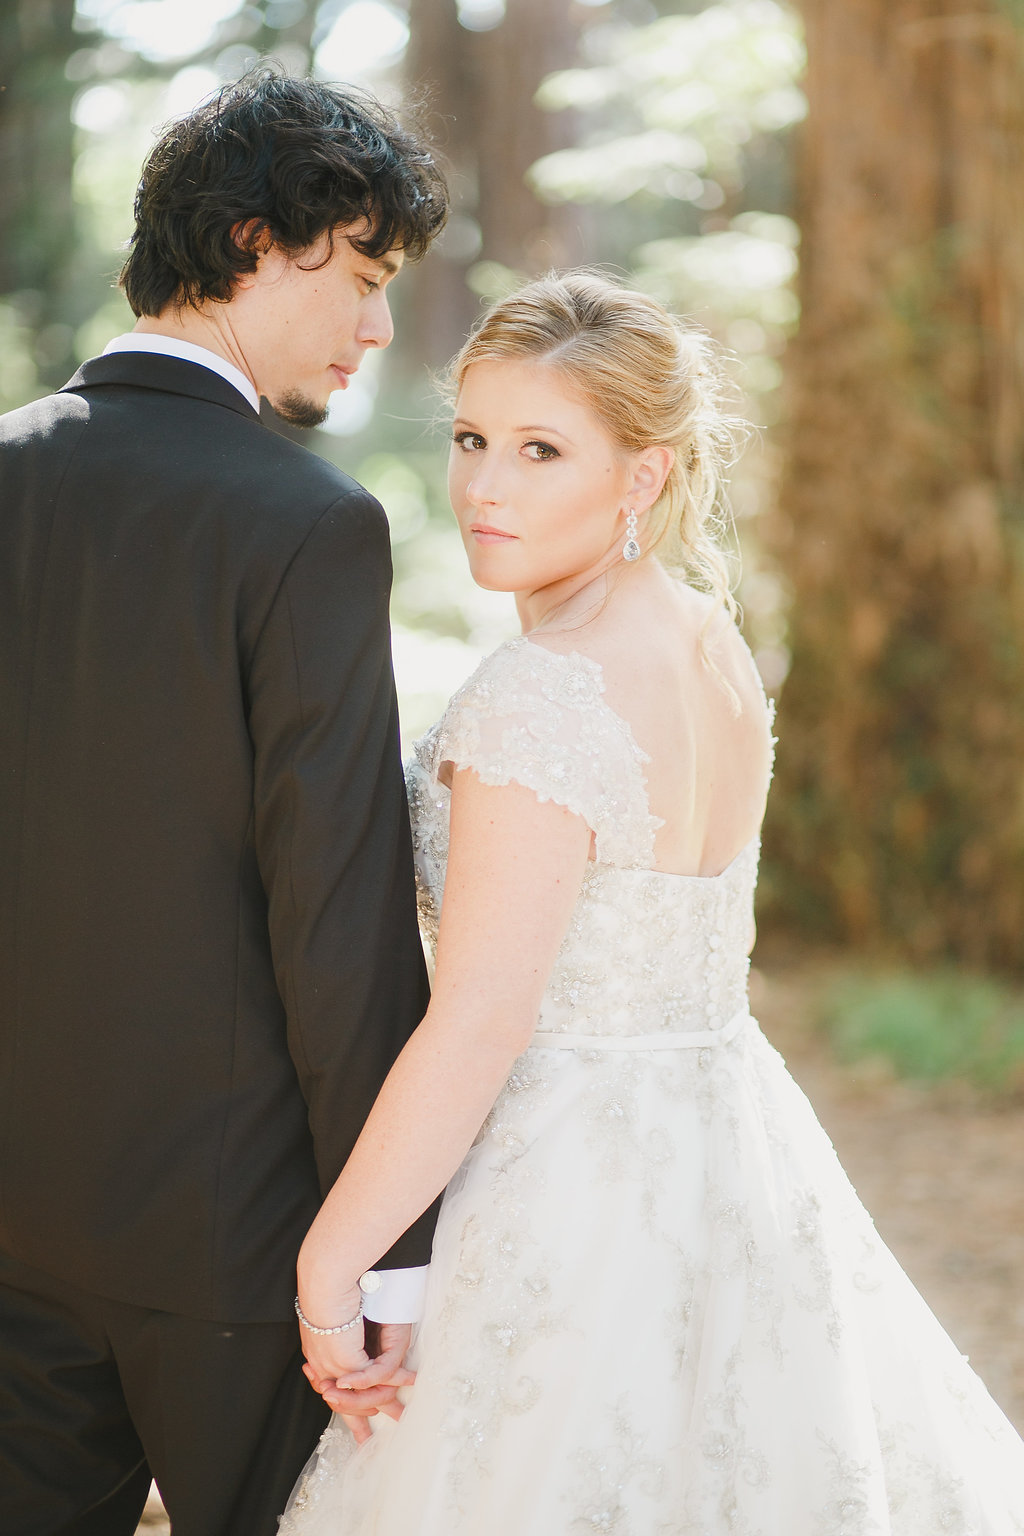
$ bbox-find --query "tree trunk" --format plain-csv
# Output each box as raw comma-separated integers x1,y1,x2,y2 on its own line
764,0,1024,972
398,0,479,376
0,0,78,390
463,0,582,272
399,0,584,378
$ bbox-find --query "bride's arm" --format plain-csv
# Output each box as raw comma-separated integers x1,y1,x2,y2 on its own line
296,767,591,1385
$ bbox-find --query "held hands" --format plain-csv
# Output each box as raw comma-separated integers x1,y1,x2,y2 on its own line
304,1322,415,1444
296,1278,415,1446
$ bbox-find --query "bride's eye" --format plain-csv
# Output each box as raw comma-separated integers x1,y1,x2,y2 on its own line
524,440,559,461
453,431,486,452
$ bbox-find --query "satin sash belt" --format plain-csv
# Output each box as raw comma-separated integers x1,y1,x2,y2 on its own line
530,1008,752,1052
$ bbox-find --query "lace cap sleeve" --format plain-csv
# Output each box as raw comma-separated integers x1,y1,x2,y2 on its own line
415,637,660,869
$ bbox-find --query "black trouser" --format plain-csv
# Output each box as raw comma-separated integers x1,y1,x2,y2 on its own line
0,1250,330,1536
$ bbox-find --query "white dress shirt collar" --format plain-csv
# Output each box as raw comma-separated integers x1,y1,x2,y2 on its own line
103,333,260,415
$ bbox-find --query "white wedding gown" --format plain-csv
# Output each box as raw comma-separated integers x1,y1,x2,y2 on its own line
280,636,1024,1535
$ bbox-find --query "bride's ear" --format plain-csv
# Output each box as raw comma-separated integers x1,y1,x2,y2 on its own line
628,446,675,514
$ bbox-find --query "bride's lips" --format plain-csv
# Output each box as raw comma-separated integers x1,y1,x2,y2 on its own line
470,523,518,543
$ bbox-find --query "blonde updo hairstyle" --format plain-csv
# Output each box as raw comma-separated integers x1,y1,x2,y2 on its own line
448,269,742,622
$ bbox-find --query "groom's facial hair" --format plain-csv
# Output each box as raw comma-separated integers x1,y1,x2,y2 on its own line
275,390,330,430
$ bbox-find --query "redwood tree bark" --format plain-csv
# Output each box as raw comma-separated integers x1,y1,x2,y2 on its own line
400,0,584,376
764,0,1024,971
0,0,78,391
397,0,478,375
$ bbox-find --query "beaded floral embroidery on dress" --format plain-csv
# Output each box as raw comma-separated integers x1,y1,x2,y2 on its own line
280,635,1024,1536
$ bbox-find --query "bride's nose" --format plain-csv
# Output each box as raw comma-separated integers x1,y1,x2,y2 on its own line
465,470,500,507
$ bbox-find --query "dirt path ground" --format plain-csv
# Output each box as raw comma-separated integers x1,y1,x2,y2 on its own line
750,947,1024,1436
137,948,1024,1530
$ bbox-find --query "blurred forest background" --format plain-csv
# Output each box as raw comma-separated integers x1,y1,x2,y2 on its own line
3,0,1024,1078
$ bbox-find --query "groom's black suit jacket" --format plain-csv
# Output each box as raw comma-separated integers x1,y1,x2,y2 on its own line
0,353,434,1322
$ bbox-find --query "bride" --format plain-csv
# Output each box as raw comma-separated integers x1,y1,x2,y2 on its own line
280,271,1024,1532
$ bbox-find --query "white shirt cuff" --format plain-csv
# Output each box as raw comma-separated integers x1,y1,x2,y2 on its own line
359,1264,428,1324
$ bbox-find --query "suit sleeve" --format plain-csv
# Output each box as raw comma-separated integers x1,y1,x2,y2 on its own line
247,487,438,1271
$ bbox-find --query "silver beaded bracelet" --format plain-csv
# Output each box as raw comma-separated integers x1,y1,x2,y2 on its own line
294,1295,362,1336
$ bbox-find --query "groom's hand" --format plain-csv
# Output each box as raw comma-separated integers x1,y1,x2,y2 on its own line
339,1320,415,1391
305,1323,416,1444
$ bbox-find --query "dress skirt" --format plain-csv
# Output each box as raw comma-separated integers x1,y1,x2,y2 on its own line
280,1016,1024,1535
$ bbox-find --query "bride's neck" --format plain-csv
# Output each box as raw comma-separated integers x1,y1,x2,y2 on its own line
516,568,609,638
517,557,661,638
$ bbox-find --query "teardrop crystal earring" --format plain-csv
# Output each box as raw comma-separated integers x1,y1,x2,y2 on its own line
622,508,641,562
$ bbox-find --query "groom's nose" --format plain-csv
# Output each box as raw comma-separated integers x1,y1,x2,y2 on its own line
358,290,395,349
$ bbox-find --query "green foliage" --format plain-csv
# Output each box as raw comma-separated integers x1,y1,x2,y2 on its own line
635,210,799,395
994,0,1024,29
823,968,1024,1094
0,300,41,412
533,0,805,212
530,1,803,367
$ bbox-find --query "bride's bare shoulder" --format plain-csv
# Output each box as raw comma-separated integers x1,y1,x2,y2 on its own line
523,577,767,729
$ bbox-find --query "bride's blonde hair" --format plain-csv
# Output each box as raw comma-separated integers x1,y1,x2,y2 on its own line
448,269,743,621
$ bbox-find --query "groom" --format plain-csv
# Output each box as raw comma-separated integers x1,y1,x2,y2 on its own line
0,70,447,1534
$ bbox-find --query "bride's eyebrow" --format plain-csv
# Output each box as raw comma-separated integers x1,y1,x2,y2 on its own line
451,417,575,443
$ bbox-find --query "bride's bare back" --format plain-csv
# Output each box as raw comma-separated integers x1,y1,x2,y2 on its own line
531,561,774,879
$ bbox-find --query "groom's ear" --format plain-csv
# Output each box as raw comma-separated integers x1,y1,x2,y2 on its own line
231,218,274,258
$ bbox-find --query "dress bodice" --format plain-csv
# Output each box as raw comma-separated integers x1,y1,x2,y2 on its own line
406,636,762,1041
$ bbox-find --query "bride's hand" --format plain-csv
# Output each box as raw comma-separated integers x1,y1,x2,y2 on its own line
295,1280,372,1378
296,1298,393,1447
303,1321,417,1445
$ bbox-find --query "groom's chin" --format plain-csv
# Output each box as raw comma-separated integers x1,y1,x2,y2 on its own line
273,390,330,430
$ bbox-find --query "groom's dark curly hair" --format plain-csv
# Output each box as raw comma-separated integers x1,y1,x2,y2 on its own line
120,66,449,317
